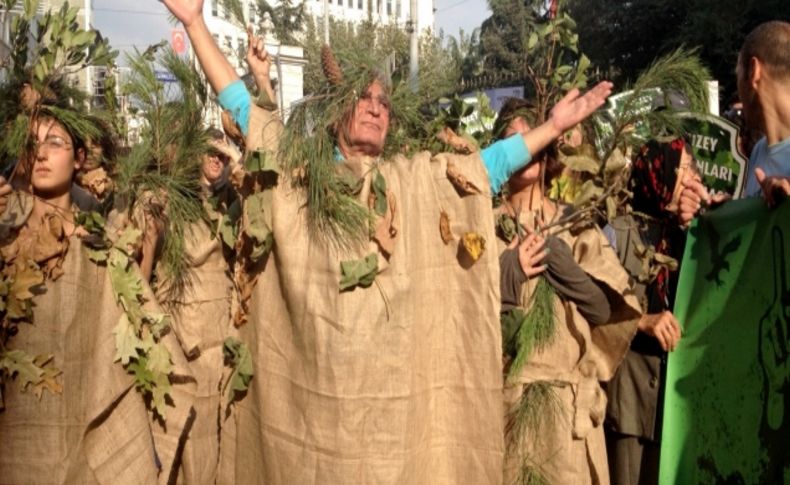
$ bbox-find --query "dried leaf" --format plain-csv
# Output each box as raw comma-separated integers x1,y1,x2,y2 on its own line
32,359,63,398
339,253,378,291
573,180,604,207
437,127,477,155
561,155,600,174
10,262,44,301
461,232,486,262
604,148,627,173
439,210,453,244
446,161,482,195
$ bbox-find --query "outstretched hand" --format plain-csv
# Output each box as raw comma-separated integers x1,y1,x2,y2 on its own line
162,0,204,28
550,81,613,134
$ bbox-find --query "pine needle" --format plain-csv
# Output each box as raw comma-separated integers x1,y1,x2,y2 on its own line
505,381,561,485
507,276,557,382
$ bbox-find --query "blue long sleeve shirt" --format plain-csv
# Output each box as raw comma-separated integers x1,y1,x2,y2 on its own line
218,80,533,194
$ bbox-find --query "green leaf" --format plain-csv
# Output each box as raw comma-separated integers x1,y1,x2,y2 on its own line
147,342,173,375
113,314,142,365
339,253,378,292
0,349,45,389
85,247,109,263
245,192,274,261
114,226,142,256
371,171,388,217
244,150,280,175
108,250,144,311
527,32,538,50
223,337,254,403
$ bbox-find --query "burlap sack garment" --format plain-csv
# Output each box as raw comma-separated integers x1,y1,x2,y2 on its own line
0,198,195,485
219,106,504,484
155,209,235,485
501,214,641,485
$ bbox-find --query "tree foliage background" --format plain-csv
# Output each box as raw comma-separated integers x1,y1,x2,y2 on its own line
565,0,790,101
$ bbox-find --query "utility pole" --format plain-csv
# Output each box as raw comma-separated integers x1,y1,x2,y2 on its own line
408,0,418,93
323,0,329,45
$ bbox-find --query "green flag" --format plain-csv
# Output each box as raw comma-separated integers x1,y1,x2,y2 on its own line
660,199,790,484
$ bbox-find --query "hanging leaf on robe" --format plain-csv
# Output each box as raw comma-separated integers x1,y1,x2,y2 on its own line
339,253,379,291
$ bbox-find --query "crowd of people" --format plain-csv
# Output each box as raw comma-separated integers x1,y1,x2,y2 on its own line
0,0,789,481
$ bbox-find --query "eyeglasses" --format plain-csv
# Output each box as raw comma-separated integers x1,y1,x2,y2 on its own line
33,135,72,152
358,91,391,112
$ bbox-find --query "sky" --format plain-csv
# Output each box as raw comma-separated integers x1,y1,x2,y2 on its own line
91,0,491,63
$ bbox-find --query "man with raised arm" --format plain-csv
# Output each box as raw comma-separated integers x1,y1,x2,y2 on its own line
162,1,612,484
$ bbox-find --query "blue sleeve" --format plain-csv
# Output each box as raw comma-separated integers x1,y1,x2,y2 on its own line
217,80,251,136
480,134,532,195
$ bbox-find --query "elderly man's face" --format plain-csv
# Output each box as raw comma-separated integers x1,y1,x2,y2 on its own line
343,80,391,157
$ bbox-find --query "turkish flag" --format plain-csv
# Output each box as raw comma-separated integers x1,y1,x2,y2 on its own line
172,29,189,55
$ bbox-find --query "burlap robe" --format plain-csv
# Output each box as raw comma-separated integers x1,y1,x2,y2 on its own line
220,107,504,484
0,232,195,484
155,218,234,485
501,217,640,485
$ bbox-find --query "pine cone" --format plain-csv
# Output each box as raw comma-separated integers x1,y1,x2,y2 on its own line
321,45,343,86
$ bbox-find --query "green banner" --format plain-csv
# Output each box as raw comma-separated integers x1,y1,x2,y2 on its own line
681,113,747,199
660,199,790,484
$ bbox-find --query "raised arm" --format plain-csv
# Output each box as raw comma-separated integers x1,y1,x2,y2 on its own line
523,82,613,156
246,26,276,108
481,81,613,194
163,0,239,95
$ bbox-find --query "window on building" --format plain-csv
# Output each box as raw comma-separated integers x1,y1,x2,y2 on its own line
358,0,363,8
396,0,401,17
211,0,217,16
225,36,233,54
387,0,392,15
248,1,256,23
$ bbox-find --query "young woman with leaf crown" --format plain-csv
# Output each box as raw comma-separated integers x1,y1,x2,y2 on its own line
0,4,195,482
494,102,642,485
163,0,613,482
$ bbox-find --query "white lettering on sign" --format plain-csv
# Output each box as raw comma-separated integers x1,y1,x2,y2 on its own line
697,160,733,182
691,133,719,152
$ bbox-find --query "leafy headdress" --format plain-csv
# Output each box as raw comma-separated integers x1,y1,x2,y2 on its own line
0,1,115,184
279,45,423,250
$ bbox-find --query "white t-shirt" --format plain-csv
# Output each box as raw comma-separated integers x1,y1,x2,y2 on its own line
743,136,790,197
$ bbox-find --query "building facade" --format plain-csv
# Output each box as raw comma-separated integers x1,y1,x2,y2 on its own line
202,0,306,125
304,0,435,33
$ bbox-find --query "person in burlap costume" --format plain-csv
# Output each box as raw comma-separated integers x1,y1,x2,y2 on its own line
495,104,641,484
164,1,612,483
150,128,242,485
0,111,195,484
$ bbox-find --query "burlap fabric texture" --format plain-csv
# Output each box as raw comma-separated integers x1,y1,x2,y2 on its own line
218,106,505,484
501,212,641,485
155,206,236,485
0,197,195,485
